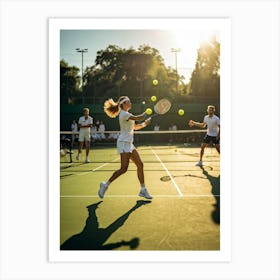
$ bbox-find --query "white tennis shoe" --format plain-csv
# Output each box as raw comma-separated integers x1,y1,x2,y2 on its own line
98,182,108,199
139,188,153,199
196,160,203,167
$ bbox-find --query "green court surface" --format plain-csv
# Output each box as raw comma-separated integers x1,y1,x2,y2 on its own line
60,145,220,251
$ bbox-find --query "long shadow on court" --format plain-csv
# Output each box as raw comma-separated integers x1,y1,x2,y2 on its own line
200,166,220,224
60,200,151,250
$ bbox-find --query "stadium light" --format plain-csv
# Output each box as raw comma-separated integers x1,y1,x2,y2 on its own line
171,48,181,94
76,48,88,92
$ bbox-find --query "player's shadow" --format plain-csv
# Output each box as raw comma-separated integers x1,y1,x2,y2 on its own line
60,200,151,250
200,166,220,224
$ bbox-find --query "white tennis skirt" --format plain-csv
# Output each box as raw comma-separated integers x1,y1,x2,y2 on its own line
117,140,136,154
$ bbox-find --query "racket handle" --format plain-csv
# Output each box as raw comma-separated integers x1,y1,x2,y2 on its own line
150,113,158,118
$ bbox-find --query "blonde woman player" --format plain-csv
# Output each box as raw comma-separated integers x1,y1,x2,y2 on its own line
189,105,220,167
98,96,152,199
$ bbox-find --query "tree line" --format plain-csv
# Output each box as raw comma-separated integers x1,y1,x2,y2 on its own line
60,36,220,104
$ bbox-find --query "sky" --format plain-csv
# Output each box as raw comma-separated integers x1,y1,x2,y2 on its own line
60,29,219,83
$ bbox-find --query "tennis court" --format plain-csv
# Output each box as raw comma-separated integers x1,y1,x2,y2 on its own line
60,135,220,251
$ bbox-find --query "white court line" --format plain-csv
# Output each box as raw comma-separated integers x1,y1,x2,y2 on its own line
149,147,183,197
77,157,119,176
60,194,219,198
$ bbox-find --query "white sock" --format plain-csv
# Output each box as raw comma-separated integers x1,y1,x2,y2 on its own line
105,181,110,187
141,184,145,189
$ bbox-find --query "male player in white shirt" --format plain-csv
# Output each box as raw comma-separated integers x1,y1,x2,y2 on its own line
76,108,93,163
189,105,220,167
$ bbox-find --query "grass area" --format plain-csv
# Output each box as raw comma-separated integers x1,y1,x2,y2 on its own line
60,145,220,250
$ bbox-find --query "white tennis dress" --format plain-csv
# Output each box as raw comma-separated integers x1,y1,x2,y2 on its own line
117,110,136,154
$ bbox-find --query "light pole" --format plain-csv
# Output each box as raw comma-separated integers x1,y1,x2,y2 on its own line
76,48,88,92
171,48,181,94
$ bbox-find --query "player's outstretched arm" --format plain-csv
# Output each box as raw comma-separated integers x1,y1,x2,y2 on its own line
134,118,151,131
128,112,146,121
189,120,206,128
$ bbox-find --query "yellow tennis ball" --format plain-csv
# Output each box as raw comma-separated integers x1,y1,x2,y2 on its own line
178,109,184,116
145,108,152,115
152,79,158,86
151,95,157,102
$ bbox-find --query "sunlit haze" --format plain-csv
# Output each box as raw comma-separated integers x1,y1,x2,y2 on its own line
60,30,219,83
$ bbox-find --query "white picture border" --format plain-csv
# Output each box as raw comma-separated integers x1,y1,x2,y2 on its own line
49,18,231,262
1,0,279,279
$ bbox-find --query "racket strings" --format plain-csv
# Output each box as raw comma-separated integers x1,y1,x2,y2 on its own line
154,98,171,115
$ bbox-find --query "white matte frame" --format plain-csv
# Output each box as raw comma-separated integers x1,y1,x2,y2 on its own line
49,18,231,262
1,1,279,279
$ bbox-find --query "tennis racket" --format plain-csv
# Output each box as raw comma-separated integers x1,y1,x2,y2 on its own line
150,98,171,118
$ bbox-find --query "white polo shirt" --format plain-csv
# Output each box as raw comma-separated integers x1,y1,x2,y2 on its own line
118,110,135,142
203,114,220,137
78,116,93,132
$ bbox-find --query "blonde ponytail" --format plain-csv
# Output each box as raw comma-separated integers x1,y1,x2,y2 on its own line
104,96,129,118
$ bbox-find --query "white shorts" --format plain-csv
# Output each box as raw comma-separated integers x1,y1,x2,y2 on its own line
117,141,136,154
79,129,91,142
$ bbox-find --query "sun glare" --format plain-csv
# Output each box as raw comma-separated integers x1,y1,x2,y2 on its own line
165,29,219,81
172,29,218,50
199,31,219,48
173,30,197,49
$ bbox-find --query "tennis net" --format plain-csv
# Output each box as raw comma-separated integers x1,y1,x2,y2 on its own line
60,129,210,164
60,129,207,146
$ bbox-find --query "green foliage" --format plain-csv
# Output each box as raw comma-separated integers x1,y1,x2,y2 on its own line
60,60,81,104
60,40,220,107
188,36,220,100
80,44,181,102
